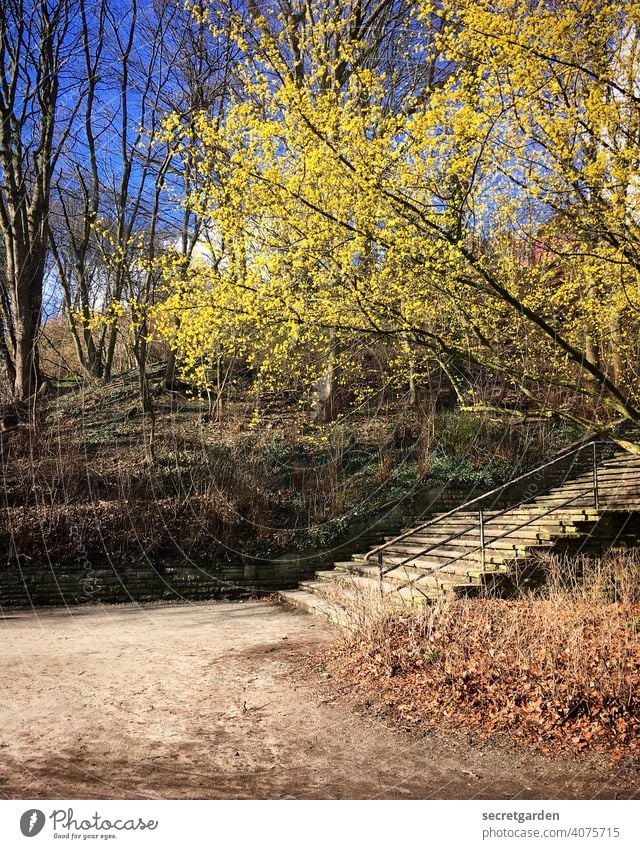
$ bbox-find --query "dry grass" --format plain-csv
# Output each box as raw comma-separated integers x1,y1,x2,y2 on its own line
324,551,640,757
0,362,575,574
0,382,417,570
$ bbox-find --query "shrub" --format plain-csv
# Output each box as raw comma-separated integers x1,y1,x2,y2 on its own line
324,551,640,756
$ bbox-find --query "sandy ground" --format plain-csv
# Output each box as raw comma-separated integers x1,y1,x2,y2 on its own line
0,599,637,800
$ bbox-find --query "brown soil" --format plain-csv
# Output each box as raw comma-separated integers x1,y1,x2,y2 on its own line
0,600,637,799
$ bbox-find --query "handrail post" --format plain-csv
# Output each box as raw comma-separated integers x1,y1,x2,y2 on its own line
479,506,485,570
377,550,384,596
592,441,599,510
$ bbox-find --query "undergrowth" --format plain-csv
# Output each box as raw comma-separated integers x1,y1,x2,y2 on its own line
324,551,640,758
1,379,571,570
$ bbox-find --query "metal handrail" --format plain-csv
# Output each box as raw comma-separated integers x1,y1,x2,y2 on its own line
378,484,595,576
364,439,604,563
365,438,610,589
389,487,596,599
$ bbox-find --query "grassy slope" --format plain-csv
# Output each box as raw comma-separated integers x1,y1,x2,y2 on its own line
1,368,579,571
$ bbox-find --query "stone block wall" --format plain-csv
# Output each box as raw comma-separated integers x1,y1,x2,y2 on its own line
0,559,311,608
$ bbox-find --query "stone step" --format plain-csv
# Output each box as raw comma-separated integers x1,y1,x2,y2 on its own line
534,496,640,512
540,485,637,502
379,538,545,560
394,524,585,546
310,572,447,604
358,538,540,564
386,525,571,544
322,564,472,594
350,551,520,577
598,458,640,469
528,500,598,513
279,588,350,626
556,465,640,478
572,468,640,480
553,483,633,497
438,564,514,584
532,484,640,504
320,564,442,589
498,507,599,521
387,523,564,547
402,508,598,529
401,549,517,571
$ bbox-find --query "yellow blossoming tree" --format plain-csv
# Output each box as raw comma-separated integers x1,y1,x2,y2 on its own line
153,0,640,446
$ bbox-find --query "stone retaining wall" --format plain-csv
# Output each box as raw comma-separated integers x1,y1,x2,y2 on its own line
0,559,311,608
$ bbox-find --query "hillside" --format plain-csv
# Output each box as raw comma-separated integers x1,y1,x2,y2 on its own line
0,365,578,601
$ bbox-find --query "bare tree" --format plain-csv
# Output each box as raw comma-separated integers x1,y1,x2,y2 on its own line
48,0,106,380
47,0,235,399
0,0,81,400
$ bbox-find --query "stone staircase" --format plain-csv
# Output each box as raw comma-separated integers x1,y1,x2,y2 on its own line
280,443,640,623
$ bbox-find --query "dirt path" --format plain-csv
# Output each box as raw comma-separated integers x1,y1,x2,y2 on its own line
0,600,637,799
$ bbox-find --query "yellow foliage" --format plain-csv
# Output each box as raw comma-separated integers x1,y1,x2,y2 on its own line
150,0,640,421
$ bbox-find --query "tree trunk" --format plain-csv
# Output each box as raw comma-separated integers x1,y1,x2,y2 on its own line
609,314,623,386
311,352,337,424
7,246,45,401
164,348,177,390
